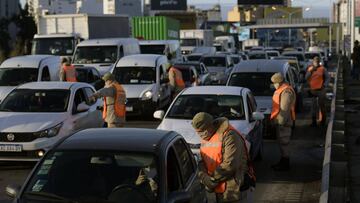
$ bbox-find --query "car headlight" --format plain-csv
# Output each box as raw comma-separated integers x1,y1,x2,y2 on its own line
141,90,153,101
34,123,63,138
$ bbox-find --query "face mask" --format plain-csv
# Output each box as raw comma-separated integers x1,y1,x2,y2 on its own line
274,83,280,90
313,62,319,67
197,130,210,139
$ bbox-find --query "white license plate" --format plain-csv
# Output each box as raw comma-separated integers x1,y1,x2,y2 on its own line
0,145,22,152
126,106,133,112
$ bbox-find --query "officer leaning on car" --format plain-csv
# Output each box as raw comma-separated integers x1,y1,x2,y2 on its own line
192,112,256,203
90,73,126,128
270,73,296,171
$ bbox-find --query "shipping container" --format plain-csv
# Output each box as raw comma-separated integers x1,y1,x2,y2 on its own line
131,16,180,40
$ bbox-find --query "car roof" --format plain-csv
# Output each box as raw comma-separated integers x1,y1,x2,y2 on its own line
203,54,227,58
34,34,77,38
57,128,175,152
16,82,87,90
181,86,247,96
0,55,59,68
232,59,289,73
77,38,138,46
282,51,304,55
116,54,165,67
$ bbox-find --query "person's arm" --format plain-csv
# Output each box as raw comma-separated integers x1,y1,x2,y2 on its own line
92,86,115,99
323,69,330,88
212,133,242,182
198,161,218,190
305,67,314,81
169,70,176,87
277,90,294,126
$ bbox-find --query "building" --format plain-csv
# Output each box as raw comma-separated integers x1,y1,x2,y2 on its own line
0,0,19,19
103,0,142,16
206,4,222,21
227,6,241,21
76,0,103,14
27,0,77,15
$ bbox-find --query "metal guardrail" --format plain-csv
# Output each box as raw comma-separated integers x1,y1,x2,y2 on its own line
257,18,329,25
320,56,347,203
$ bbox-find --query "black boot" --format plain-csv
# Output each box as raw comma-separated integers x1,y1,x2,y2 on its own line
272,157,290,171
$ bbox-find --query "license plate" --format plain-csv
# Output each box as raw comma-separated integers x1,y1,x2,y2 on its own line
126,106,133,112
0,144,22,152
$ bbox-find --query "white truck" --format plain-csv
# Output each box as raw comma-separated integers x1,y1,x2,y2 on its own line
214,36,236,53
242,39,260,50
31,14,130,58
180,30,214,55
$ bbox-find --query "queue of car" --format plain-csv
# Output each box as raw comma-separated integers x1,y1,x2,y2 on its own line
0,39,330,202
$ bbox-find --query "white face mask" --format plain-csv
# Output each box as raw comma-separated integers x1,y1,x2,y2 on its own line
274,83,280,90
197,130,210,139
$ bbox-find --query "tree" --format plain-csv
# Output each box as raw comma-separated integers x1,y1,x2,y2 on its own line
0,18,10,63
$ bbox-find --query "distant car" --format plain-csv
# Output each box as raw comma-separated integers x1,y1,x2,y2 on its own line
250,46,265,51
5,128,207,203
192,46,216,55
0,55,61,101
112,54,171,117
227,60,301,136
238,52,249,60
248,51,269,60
272,56,303,76
186,53,204,62
154,86,264,160
282,51,307,72
75,66,104,90
173,62,211,86
0,82,104,161
200,54,234,84
266,50,280,58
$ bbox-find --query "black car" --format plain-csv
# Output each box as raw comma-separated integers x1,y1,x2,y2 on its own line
6,128,207,203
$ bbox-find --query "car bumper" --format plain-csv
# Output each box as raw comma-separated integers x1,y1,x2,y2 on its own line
126,98,156,116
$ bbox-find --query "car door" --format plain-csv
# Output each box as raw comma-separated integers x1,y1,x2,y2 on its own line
83,87,103,127
245,91,263,159
166,138,206,203
158,64,171,107
69,87,93,131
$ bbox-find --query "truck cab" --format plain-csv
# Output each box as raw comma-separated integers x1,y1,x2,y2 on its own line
31,34,81,58
214,36,236,54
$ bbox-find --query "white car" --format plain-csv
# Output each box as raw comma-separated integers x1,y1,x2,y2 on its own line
0,55,61,101
111,54,172,117
0,82,103,161
154,86,264,160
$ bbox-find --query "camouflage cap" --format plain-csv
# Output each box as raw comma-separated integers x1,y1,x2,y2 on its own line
271,72,284,83
192,112,214,130
102,72,115,81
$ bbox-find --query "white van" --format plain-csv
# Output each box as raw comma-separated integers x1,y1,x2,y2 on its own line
111,54,172,117
139,40,182,63
214,36,236,53
0,55,60,101
72,38,140,75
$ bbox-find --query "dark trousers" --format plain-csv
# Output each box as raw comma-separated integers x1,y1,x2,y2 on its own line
352,64,360,80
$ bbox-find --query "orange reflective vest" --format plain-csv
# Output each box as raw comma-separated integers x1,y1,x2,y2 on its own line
102,83,126,120
270,83,296,121
200,125,255,194
169,67,185,89
307,66,325,90
63,65,77,82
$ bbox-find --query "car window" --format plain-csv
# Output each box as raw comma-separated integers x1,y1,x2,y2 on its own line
167,147,183,193
290,67,299,83
92,69,101,81
73,88,87,113
173,139,195,185
84,87,96,105
41,67,51,81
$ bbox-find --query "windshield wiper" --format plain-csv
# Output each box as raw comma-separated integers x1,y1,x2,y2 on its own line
24,191,78,203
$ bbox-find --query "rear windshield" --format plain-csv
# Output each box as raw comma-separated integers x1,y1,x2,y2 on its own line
140,45,166,55
0,68,38,86
113,66,156,84
228,72,275,96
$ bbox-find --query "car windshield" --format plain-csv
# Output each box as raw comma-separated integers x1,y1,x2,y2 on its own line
113,67,156,84
228,72,275,96
231,56,240,64
202,57,226,67
249,53,266,59
267,52,278,57
140,45,166,55
0,68,38,86
73,46,118,64
32,37,74,56
167,95,245,120
24,151,157,203
180,39,197,46
0,89,70,112
305,53,321,60
187,55,202,62
282,53,305,62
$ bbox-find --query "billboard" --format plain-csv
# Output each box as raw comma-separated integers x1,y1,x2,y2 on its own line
151,0,187,10
238,0,284,5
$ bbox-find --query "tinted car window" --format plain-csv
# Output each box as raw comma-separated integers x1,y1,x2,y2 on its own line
202,57,226,67
173,139,195,185
84,87,96,105
74,46,118,64
228,72,275,96
140,45,166,55
113,67,156,84
0,68,38,86
167,147,183,193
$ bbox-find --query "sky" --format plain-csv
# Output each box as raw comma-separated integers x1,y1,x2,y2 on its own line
20,0,335,18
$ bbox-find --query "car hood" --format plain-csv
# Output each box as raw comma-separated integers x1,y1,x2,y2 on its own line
122,84,155,99
0,86,16,102
255,96,272,115
0,112,66,132
157,118,250,145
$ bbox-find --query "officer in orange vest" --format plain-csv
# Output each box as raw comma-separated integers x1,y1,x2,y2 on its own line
90,73,126,128
60,57,77,82
270,73,296,171
168,65,185,99
192,112,255,203
305,56,330,126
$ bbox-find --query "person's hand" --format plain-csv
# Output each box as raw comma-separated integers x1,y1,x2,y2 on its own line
198,171,218,190
89,95,97,102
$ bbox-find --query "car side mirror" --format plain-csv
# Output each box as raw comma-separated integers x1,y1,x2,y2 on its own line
76,102,90,113
5,184,20,199
153,110,165,120
168,191,192,203
252,112,265,121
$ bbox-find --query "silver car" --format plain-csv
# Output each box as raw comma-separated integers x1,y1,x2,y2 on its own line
200,54,234,85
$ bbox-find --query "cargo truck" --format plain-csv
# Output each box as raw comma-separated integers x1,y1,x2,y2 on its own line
131,16,180,40
242,39,260,50
31,14,130,58
180,29,214,55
